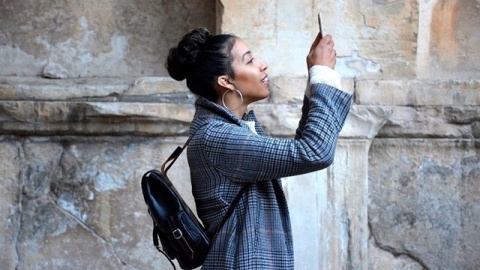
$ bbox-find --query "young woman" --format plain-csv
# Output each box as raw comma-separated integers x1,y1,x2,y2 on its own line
166,27,352,269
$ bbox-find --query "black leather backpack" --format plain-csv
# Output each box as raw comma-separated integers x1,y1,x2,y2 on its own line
141,138,248,269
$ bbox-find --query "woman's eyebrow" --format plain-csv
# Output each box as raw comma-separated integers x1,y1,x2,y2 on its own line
242,51,252,61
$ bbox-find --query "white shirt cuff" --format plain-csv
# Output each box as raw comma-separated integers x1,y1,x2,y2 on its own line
305,65,344,98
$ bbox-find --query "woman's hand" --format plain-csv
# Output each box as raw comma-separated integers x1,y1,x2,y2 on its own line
306,33,337,70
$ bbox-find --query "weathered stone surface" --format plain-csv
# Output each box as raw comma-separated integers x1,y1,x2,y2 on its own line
428,0,480,79
0,0,215,78
368,237,424,270
218,0,316,78
12,137,195,269
23,141,63,197
320,0,419,79
369,139,480,270
42,62,68,79
220,0,420,79
1,96,477,141
1,0,479,269
0,77,132,101
379,106,475,138
0,101,195,136
0,77,189,101
16,139,131,269
444,106,480,125
0,139,22,269
356,79,480,106
17,198,129,269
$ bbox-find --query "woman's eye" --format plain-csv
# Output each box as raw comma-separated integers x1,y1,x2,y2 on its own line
247,58,254,64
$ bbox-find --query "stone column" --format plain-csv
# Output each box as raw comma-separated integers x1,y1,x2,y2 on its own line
283,105,392,270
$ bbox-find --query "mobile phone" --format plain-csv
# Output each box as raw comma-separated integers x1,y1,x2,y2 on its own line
318,12,324,38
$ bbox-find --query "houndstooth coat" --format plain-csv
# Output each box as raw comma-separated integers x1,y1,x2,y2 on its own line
187,83,352,269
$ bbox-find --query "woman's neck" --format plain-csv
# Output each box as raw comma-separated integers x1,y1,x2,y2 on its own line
216,98,248,119
232,105,247,119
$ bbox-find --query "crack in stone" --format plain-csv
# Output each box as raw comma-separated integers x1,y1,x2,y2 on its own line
51,199,131,268
346,217,353,270
13,138,142,269
368,221,429,269
52,143,139,269
353,77,358,104
67,92,123,102
13,138,27,270
118,79,137,102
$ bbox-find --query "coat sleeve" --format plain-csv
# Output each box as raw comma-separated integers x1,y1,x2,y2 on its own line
202,83,352,182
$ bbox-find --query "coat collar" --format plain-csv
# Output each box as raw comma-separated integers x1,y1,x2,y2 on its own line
191,96,258,133
195,96,257,122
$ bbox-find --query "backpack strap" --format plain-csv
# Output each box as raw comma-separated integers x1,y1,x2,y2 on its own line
152,220,177,270
211,183,250,244
161,137,192,175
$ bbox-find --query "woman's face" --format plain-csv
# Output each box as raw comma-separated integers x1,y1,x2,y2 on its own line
229,39,270,103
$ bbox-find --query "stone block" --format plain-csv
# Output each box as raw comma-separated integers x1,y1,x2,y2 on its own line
356,79,480,106
0,101,195,136
369,139,480,269
218,0,314,77
379,106,475,138
0,77,189,102
0,0,216,78
427,0,480,79
0,77,132,101
320,0,419,79
341,103,478,141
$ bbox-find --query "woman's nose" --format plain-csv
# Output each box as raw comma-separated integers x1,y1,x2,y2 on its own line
259,58,268,71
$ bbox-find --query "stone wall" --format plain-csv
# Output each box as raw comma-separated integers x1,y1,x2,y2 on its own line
0,0,216,78
1,0,479,269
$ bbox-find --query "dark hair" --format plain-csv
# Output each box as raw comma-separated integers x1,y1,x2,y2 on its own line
166,28,237,102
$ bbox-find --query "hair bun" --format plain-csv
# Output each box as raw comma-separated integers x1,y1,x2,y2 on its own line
166,28,211,81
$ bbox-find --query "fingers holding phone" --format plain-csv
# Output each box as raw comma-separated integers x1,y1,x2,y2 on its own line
307,13,337,70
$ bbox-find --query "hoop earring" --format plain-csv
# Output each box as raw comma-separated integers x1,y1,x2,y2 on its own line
222,89,243,111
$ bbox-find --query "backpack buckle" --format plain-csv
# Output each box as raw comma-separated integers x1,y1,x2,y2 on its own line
172,229,183,239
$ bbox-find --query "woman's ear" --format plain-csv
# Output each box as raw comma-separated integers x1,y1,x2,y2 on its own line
217,75,234,90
